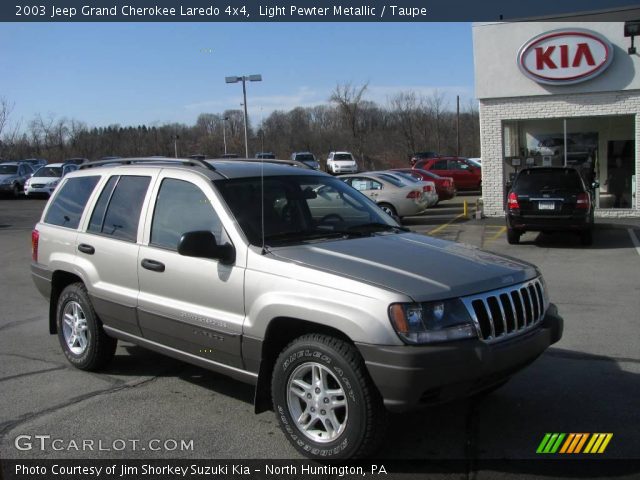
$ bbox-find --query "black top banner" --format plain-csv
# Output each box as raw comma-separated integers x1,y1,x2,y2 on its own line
2,0,640,22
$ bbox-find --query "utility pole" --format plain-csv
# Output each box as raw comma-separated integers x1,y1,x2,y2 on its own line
456,95,460,157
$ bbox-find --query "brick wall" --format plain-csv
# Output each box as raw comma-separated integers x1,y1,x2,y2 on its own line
479,90,640,218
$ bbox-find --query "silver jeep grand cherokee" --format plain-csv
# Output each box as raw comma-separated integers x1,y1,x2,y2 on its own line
31,158,563,459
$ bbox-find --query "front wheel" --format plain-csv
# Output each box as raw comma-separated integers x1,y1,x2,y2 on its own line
377,202,397,218
56,283,117,370
271,334,386,459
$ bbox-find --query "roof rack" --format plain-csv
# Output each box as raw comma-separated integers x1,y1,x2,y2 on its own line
78,157,217,172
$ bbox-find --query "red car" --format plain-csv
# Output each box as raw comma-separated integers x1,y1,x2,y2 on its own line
391,168,456,202
413,156,481,191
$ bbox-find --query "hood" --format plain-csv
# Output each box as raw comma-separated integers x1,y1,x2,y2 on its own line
0,174,18,183
269,232,538,301
30,176,59,183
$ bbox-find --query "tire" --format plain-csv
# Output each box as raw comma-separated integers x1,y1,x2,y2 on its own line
377,202,397,218
506,227,521,245
56,282,117,371
580,229,593,246
271,334,387,459
12,183,20,199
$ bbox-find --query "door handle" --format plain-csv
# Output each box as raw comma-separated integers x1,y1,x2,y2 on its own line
77,243,95,255
141,259,165,272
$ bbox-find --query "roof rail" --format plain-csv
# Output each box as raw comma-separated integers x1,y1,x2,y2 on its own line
78,157,217,172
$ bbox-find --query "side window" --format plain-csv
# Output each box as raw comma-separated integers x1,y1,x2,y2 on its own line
150,178,222,250
433,160,448,170
44,176,100,229
88,175,151,242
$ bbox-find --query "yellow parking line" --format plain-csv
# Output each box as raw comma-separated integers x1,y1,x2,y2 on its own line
487,226,507,242
428,212,468,235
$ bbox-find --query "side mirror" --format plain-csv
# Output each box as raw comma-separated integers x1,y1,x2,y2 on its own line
177,231,235,265
592,181,600,189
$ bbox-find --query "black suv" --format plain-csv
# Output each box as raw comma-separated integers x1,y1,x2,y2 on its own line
506,167,595,246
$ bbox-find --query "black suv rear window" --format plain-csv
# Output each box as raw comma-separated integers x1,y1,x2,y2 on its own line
44,176,100,229
514,169,583,194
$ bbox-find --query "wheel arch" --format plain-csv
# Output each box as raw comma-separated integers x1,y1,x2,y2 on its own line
49,270,84,334
253,316,354,414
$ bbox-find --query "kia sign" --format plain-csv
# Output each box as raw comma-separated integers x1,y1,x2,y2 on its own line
518,29,613,85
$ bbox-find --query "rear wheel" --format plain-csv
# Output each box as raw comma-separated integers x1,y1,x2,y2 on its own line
507,227,521,244
378,202,397,217
580,229,593,246
56,283,117,371
272,334,387,459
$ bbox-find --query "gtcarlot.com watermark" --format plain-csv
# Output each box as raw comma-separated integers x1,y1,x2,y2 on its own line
14,435,194,452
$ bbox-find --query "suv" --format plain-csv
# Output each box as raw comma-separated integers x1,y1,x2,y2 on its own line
0,161,34,198
326,151,357,174
31,158,563,459
506,167,595,245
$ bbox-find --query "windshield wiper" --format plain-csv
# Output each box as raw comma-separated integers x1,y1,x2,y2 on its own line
347,222,410,233
264,229,370,246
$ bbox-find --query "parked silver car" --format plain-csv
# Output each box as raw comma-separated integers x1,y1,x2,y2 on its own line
339,172,429,217
31,157,563,459
370,170,439,208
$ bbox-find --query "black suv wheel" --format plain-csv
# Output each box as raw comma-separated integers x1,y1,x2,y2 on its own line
507,228,521,245
271,334,386,459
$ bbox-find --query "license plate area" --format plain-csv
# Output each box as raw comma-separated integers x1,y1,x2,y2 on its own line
537,201,555,210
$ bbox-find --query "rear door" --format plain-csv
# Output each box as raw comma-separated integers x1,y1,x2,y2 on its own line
76,171,156,336
136,171,245,368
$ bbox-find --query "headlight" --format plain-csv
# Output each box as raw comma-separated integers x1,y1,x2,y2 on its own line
388,299,477,344
24,179,31,186
50,180,59,187
1,177,13,185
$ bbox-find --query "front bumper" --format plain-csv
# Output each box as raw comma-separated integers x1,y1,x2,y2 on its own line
356,303,563,412
25,185,55,196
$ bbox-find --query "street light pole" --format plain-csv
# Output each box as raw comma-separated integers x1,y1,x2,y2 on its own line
225,74,262,158
222,116,228,155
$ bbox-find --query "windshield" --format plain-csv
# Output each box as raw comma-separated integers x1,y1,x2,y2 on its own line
214,175,399,246
34,166,62,178
514,169,584,194
296,154,315,161
334,154,353,161
0,165,18,175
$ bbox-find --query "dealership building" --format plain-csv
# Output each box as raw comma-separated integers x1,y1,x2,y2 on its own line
473,11,640,217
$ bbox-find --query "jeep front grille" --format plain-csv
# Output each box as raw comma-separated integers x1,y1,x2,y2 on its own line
461,278,547,342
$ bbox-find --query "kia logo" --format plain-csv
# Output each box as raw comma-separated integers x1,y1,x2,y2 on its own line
518,29,613,85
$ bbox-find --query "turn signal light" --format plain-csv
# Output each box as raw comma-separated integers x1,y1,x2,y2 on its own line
508,192,520,210
423,185,433,192
576,192,590,209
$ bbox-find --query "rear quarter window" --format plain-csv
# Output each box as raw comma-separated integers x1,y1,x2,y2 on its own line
44,176,100,229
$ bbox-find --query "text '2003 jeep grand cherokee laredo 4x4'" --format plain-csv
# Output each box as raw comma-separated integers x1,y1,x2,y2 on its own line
31,158,563,459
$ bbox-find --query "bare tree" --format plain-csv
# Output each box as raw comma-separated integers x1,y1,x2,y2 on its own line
329,82,373,169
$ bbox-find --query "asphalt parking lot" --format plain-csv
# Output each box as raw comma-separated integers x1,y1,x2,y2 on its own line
1,196,639,478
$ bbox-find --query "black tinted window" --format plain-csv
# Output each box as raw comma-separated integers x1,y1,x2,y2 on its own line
44,176,100,229
433,160,448,169
151,179,222,250
92,176,150,242
88,176,119,233
514,169,584,194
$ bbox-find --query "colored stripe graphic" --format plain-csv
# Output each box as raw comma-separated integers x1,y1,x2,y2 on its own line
538,433,613,454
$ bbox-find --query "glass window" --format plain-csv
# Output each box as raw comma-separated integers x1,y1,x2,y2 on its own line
433,160,448,170
88,176,119,233
151,178,222,250
44,176,100,229
90,176,150,242
0,165,17,174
